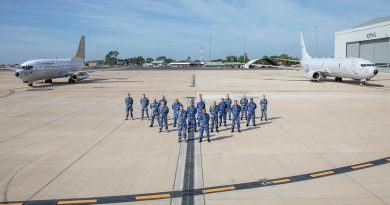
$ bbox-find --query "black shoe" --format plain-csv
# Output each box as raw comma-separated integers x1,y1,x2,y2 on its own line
253,124,256,126
159,129,162,133
219,123,221,127
265,119,268,121
207,138,211,142
261,119,263,121
141,118,144,121
240,117,243,120
188,128,191,132
231,129,234,133
246,123,249,127
224,124,227,127
174,125,176,127
125,118,128,120
238,129,241,133
211,129,214,133
149,125,153,127
216,129,219,133
199,139,202,143
178,139,181,143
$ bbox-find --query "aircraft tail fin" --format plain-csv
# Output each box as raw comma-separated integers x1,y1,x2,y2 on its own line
73,35,85,60
300,33,312,60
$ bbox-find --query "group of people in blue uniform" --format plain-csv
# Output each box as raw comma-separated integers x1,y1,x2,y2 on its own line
125,93,269,143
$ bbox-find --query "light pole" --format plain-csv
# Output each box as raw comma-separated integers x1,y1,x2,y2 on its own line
96,46,99,68
157,42,160,60
315,26,318,57
208,36,212,62
243,35,246,63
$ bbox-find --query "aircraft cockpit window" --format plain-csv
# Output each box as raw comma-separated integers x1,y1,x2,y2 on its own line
21,65,32,70
361,64,375,67
22,65,33,70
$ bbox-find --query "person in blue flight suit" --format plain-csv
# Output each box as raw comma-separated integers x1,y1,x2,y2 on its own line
187,100,197,132
209,100,219,132
125,93,134,120
198,108,211,143
140,93,150,120
231,100,241,133
224,94,232,120
196,95,205,127
159,95,167,106
218,98,227,127
240,95,248,121
246,98,257,127
260,95,268,121
172,98,183,127
177,105,188,142
158,101,169,133
149,98,159,127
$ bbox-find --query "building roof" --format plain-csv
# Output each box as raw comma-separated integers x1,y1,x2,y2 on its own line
353,16,390,28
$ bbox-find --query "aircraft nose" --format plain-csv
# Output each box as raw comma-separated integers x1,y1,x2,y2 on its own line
373,69,378,75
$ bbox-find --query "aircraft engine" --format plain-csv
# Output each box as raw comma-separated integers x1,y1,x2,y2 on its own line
307,70,321,81
71,72,89,82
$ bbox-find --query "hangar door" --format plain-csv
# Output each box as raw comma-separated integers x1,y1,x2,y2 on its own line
359,38,389,64
373,38,389,64
346,42,359,58
360,40,374,62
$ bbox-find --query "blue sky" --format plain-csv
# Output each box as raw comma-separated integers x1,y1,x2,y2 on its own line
0,0,389,64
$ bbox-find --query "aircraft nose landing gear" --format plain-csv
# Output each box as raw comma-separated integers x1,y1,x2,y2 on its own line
360,79,367,86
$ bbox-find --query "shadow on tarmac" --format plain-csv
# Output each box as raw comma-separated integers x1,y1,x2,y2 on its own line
210,135,233,141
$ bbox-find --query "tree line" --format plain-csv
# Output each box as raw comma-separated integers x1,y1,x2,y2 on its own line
104,50,298,66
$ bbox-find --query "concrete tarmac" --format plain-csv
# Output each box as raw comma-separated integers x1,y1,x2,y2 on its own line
0,69,390,205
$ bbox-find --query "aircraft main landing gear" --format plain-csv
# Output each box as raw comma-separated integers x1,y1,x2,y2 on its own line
335,77,342,82
44,79,52,83
68,79,75,84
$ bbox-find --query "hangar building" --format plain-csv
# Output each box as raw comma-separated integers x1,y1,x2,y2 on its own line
335,16,390,68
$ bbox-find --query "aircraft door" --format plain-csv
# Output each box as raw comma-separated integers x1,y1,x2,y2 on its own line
352,62,362,74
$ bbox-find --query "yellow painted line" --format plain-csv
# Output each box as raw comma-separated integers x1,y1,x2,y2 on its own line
135,193,171,200
271,178,291,184
351,163,373,169
202,186,235,193
0,203,22,205
310,170,335,178
57,199,97,204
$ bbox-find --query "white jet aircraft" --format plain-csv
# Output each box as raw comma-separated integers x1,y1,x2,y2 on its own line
300,33,378,85
15,35,89,86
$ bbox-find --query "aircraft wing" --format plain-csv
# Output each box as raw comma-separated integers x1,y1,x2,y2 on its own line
252,64,300,70
272,58,301,63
